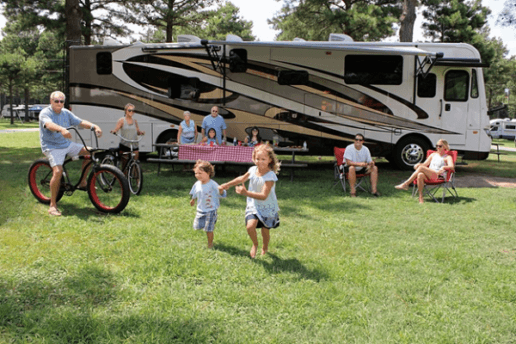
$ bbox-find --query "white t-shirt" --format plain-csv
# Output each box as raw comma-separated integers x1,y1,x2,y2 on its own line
343,144,372,172
189,179,226,213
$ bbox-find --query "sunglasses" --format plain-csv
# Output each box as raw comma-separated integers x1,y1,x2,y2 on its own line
53,100,65,104
127,109,135,112
355,138,364,142
436,144,443,148
211,111,218,113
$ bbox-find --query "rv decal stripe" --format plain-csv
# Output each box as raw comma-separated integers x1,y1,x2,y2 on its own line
275,60,430,119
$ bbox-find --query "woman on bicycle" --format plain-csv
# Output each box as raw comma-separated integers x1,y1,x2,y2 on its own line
110,103,145,168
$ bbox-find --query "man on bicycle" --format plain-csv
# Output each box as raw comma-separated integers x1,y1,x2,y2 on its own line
39,91,103,216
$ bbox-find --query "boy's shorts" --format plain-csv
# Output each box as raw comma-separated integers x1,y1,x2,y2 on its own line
43,142,84,167
193,210,218,233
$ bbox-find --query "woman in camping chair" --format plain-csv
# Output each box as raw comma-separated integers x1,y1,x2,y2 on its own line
395,139,454,204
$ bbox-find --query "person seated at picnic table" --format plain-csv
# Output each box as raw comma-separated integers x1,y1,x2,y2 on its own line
177,110,197,144
395,138,454,204
205,128,219,146
201,106,227,145
344,133,380,197
244,126,262,147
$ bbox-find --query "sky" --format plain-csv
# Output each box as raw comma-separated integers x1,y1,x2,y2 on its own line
1,0,515,56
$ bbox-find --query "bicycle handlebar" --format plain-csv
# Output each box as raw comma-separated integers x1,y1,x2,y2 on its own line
67,126,99,153
111,132,144,143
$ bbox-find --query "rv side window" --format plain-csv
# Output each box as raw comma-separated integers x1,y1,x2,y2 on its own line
506,125,516,130
168,76,200,100
444,70,469,101
471,69,479,98
229,49,247,73
96,52,112,75
344,55,403,85
277,70,309,85
417,73,437,98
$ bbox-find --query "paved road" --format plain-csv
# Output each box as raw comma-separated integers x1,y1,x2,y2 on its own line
492,143,516,152
0,128,39,133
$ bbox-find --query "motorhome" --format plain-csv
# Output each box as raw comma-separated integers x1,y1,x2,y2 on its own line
68,34,491,169
489,118,516,139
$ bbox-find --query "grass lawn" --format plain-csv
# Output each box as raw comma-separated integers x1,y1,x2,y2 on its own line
1,132,516,343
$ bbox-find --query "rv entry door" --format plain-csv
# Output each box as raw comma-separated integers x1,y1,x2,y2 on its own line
416,68,469,146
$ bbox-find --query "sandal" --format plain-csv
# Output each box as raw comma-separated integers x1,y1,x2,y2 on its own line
350,192,357,198
77,186,88,191
372,191,380,197
48,207,62,216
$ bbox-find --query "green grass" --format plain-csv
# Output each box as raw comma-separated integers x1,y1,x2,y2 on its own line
1,132,516,343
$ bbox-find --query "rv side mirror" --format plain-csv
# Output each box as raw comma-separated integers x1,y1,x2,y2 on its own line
229,49,247,73
277,70,309,85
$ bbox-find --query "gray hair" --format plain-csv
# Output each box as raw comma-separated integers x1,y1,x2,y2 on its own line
184,111,191,116
50,91,65,101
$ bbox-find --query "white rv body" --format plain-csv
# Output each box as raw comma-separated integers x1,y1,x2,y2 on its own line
68,36,491,169
489,118,516,139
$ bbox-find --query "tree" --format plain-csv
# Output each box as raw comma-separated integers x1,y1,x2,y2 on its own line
124,0,221,43
0,50,25,124
175,1,255,41
1,0,131,45
268,0,402,42
421,0,490,43
399,0,418,42
497,0,516,27
482,36,516,114
1,23,63,112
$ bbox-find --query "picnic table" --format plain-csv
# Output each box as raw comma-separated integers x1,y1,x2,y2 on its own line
490,143,507,163
147,144,308,180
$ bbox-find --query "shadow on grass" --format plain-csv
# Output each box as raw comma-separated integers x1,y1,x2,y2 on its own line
44,202,141,220
215,243,328,282
0,264,212,343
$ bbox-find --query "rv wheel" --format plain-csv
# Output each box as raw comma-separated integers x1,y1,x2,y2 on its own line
393,137,428,170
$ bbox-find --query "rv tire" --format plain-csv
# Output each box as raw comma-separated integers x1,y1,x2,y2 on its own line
393,137,429,170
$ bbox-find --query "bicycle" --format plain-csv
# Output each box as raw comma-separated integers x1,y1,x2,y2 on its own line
28,127,131,214
101,133,144,195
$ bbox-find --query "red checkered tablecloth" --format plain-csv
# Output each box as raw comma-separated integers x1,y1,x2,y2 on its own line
178,145,254,163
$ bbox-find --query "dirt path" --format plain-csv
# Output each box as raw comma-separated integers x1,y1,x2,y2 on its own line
454,175,516,188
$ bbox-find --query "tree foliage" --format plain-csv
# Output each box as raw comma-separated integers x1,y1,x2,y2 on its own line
421,0,490,43
268,0,402,42
1,0,130,45
124,0,221,43
497,0,516,27
175,2,255,41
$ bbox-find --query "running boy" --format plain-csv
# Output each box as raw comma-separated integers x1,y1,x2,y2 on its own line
190,160,227,248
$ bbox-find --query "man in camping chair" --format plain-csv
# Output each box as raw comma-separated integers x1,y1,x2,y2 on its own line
344,133,380,197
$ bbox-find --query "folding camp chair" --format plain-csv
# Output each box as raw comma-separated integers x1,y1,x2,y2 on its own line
332,146,371,195
411,150,459,203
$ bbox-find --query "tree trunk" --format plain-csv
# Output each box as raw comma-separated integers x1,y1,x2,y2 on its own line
399,0,418,42
65,0,82,45
9,80,13,125
166,21,173,42
84,0,92,45
24,87,30,122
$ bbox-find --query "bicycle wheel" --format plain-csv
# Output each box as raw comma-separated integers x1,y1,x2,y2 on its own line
28,159,64,204
127,161,143,195
87,164,130,213
100,154,119,186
